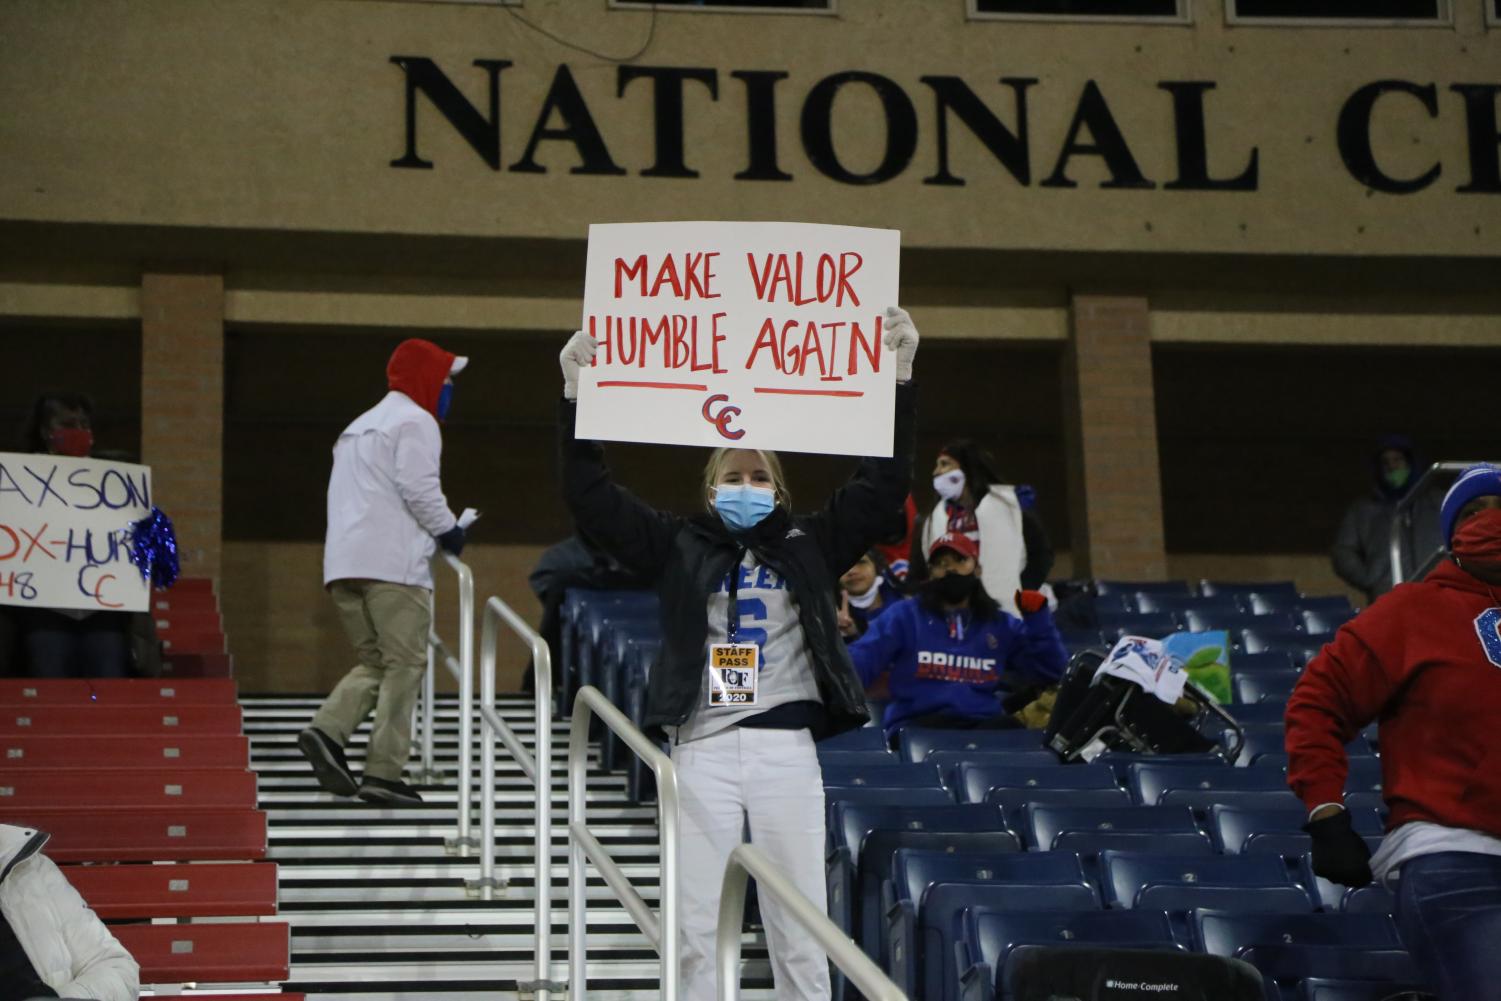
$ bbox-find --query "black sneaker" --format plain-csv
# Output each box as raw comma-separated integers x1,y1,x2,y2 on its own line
357,775,424,805
297,727,358,797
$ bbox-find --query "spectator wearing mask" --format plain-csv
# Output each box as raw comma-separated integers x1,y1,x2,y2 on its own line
836,550,904,641
911,440,1053,616
1287,463,1501,1001
558,307,919,1001
0,824,139,1000
300,339,471,806
1332,434,1442,602
10,393,159,680
850,533,1067,736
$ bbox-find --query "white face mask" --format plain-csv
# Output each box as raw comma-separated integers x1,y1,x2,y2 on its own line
933,469,966,502
847,585,882,609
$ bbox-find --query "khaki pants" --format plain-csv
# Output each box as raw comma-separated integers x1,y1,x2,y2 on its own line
313,579,431,782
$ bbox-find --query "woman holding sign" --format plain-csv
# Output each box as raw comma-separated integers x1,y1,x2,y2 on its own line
559,306,919,1001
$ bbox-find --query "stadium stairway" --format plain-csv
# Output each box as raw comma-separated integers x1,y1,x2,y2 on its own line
246,691,776,1000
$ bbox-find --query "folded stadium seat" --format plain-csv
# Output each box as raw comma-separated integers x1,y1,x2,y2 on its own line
1185,610,1299,634
1297,856,1397,915
816,725,889,752
1022,804,1210,856
1210,805,1384,858
1100,852,1305,910
577,606,657,704
1296,595,1358,617
1096,752,1230,785
1241,629,1335,665
1344,758,1383,796
822,761,943,790
890,849,1097,998
957,761,1119,805
113,920,290,985
825,787,955,812
0,767,257,810
816,747,899,767
1340,792,1386,817
1090,591,1135,614
1302,609,1357,635
597,625,658,770
1096,580,1193,597
957,909,1183,1001
0,704,243,735
63,861,279,919
1227,701,1290,725
929,750,1067,790
899,726,1048,763
1235,651,1299,672
23,808,268,863
0,678,237,705
1235,726,1368,768
1202,581,1300,601
1135,593,1244,617
560,589,657,704
0,734,250,769
825,800,1010,962
1097,611,1182,640
1235,670,1304,705
988,789,1133,834
1192,910,1408,1001
1059,628,1108,655
159,652,234,678
1296,977,1433,1001
1128,762,1293,806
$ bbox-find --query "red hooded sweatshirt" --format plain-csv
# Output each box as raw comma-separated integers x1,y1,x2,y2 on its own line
387,338,456,419
1286,560,1501,836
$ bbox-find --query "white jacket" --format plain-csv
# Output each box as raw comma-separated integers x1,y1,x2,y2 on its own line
323,391,457,590
0,825,139,1000
922,485,1027,616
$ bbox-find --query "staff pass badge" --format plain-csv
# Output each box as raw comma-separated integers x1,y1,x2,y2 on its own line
708,644,760,707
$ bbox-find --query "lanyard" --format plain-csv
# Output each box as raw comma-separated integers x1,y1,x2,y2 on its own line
726,547,746,644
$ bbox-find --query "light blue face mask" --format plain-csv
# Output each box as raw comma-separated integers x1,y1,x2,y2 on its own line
714,484,776,533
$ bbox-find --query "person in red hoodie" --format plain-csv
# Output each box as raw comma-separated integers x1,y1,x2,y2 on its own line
299,339,470,806
1286,463,1501,1001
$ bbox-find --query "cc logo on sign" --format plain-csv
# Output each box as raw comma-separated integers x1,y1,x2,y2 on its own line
701,394,745,441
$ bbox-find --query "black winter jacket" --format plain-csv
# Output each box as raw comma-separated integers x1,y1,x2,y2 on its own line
560,383,916,740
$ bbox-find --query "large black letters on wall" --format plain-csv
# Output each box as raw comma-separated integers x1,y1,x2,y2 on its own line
1337,80,1441,194
390,57,512,170
1040,81,1154,189
1159,81,1259,191
799,71,919,185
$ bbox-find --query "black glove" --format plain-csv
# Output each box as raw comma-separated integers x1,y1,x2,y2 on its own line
436,525,466,557
1304,808,1373,887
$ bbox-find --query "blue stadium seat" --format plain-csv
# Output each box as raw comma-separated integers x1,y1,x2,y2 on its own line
1194,910,1403,957
822,762,942,790
899,726,1048,763
1296,977,1432,1001
1296,595,1358,617
1297,857,1397,915
1302,608,1357,635
814,747,898,767
824,786,954,811
1096,580,1193,597
890,849,1096,998
816,725,888,752
1023,804,1202,852
1134,593,1243,616
1235,724,1289,765
1235,650,1299,672
928,750,1066,790
957,761,1118,805
1096,752,1230,784
1098,611,1182,640
1344,757,1383,795
1091,591,1135,614
1160,788,1303,812
1250,948,1421,1001
1341,791,1386,817
1060,629,1109,654
1129,762,1292,806
1242,629,1334,665
1235,670,1303,704
1185,610,1298,634
956,909,1181,1001
1228,701,1291,725
1203,580,1300,601
986,788,1133,825
1210,805,1384,857
1100,851,1301,909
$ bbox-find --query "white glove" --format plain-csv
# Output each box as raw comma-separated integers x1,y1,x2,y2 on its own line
560,329,597,401
883,306,919,382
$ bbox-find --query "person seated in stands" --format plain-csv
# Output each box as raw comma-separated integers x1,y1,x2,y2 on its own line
1288,463,1501,1001
526,531,649,695
299,339,471,807
10,392,153,680
1332,434,1441,603
909,439,1053,616
849,533,1067,735
872,494,917,583
0,823,139,1000
836,549,904,642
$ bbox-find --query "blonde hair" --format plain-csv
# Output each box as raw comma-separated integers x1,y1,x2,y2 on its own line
702,447,791,512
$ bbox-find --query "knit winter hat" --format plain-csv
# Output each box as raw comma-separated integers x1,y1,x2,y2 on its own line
1440,464,1501,549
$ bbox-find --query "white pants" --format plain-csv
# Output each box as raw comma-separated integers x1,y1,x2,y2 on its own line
673,726,831,1001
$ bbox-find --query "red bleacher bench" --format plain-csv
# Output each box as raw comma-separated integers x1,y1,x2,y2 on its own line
0,678,237,705
0,704,242,735
0,768,257,810
6,809,267,862
160,652,234,678
152,590,220,613
4,734,249,769
154,610,223,632
64,861,278,919
159,631,228,655
114,921,290,983
168,578,217,596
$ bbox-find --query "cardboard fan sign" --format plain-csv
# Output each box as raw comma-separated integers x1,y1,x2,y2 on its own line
0,452,154,613
575,221,901,457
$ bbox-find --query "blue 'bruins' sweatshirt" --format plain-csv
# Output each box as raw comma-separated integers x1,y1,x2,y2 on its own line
848,594,1068,734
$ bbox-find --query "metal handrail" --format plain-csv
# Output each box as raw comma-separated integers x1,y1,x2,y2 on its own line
1389,460,1485,587
477,595,562,1000
568,685,680,1001
717,843,908,1001
424,552,476,854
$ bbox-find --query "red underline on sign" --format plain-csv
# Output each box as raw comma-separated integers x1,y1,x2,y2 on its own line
753,387,866,398
597,380,709,391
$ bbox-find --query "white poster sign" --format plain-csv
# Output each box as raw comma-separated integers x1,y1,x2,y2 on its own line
0,452,153,613
576,221,901,456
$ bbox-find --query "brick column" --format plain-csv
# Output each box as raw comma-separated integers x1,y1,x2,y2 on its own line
1061,294,1167,580
140,273,225,580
